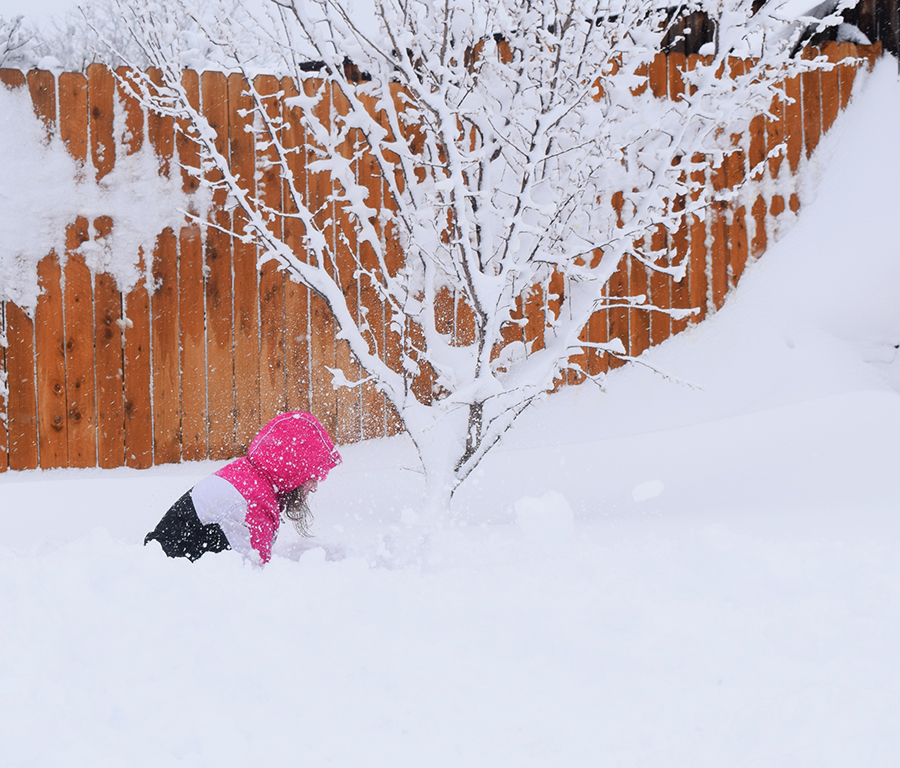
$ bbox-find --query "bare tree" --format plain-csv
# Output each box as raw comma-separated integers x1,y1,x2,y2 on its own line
0,15,39,68
105,0,826,515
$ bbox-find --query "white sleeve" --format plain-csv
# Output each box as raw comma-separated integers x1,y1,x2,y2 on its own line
190,475,262,565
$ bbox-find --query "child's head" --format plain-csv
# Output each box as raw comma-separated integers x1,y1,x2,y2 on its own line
247,412,342,494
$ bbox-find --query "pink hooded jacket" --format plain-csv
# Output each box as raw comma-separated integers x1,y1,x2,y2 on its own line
215,412,341,563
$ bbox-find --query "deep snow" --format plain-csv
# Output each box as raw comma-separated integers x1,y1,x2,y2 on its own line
1,58,899,767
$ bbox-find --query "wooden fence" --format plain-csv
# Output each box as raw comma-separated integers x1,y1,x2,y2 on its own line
0,42,882,472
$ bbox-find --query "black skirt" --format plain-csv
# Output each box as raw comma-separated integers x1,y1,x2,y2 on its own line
144,491,231,562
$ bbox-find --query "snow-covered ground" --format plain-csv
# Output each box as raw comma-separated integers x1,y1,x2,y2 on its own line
2,59,900,767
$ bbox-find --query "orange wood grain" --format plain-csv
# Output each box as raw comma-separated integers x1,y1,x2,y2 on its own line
87,64,116,178
0,69,26,89
58,73,97,467
356,91,387,439
35,253,68,468
837,42,857,111
801,47,822,158
628,252,650,357
255,74,288,426
178,71,208,460
149,69,181,464
5,303,38,470
708,160,728,311
821,42,841,133
670,183,691,336
307,79,339,436
123,253,153,469
63,219,97,467
228,73,261,452
0,307,6,471
332,85,363,444
92,217,125,469
178,225,208,460
281,77,312,417
202,71,236,460
783,72,803,174
25,73,67,468
687,154,708,324
88,69,131,467
648,223,671,347
606,258,629,368
151,227,181,465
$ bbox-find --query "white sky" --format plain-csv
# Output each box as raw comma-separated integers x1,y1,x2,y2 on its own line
5,0,820,27
3,0,79,25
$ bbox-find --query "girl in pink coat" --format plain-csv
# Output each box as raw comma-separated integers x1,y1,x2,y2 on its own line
145,412,341,565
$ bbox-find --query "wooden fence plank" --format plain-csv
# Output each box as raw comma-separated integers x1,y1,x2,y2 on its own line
178,224,207,460
0,64,27,481
767,82,787,228
5,304,38,470
646,52,671,347
607,191,629,365
821,42,841,133
151,228,181,465
648,223,670,345
688,154,708,324
26,71,68,468
606,259,629,368
0,306,6,471
668,52,691,336
708,157,728,311
255,74,287,426
628,252,650,357
123,255,153,469
228,73,261,452
783,70,802,213
725,149,748,286
685,55,710,324
92,69,130,467
356,91,387,439
307,79,339,436
281,77,312,417
837,42,857,111
587,303,610,376
749,110,767,259
178,70,207,461
332,85,363,444
725,59,749,289
381,87,405,435
670,189,691,335
63,219,97,467
0,327,6,471
119,72,153,468
92,225,125,468
35,253,68,468
58,72,97,467
801,47,823,158
0,69,26,89
88,63,115,177
202,70,236,460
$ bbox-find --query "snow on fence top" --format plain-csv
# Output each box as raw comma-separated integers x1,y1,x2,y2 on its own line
0,44,882,472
